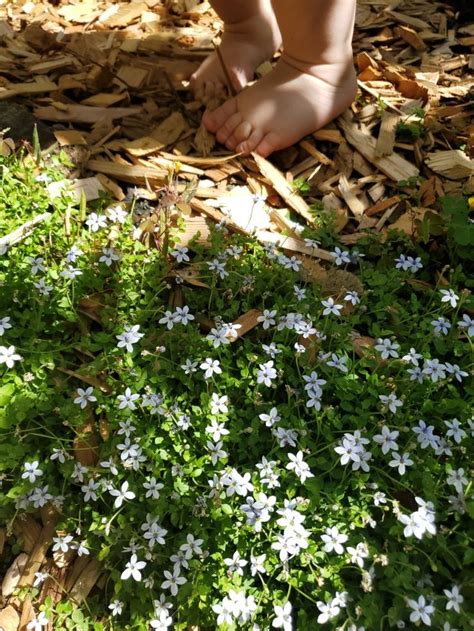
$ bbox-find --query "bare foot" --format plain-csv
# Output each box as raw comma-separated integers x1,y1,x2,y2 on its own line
190,10,281,99
202,55,357,157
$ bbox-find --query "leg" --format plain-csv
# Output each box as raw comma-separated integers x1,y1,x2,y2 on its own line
203,0,358,157
190,0,281,99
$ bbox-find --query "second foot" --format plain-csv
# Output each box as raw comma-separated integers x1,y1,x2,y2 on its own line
190,10,281,100
202,56,358,157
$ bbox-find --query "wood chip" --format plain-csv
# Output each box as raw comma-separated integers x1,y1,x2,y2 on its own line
338,175,367,218
0,605,20,631
230,309,262,342
375,110,400,157
69,559,102,604
338,113,419,182
250,153,315,225
425,150,474,180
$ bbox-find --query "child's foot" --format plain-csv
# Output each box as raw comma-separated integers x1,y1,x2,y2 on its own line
202,55,357,157
190,10,281,99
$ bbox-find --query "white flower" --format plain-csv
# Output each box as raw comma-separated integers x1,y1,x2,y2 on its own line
326,353,349,373
0,345,22,368
26,256,45,274
27,611,49,630
73,386,97,409
207,258,228,279
106,205,128,224
331,247,351,265
388,452,413,475
99,247,120,266
379,393,403,414
181,359,198,374
150,610,173,630
33,278,53,296
458,313,474,336
395,254,423,272
116,324,144,352
262,342,282,358
440,288,459,308
200,358,222,379
444,362,469,382
321,526,348,554
33,571,49,587
321,297,343,316
373,426,399,454
402,347,423,366
224,551,247,576
117,387,140,410
85,212,107,232
121,554,146,581
444,419,466,444
257,309,277,329
294,286,306,301
161,566,186,596
259,407,280,428
316,598,341,624
52,534,74,553
422,358,446,382
374,338,400,359
206,440,227,465
206,326,230,348
205,418,229,442
444,585,463,613
22,461,43,483
60,265,82,280
109,600,123,616
210,393,228,415
143,477,164,499
171,245,190,263
180,533,204,559
109,481,136,508
272,602,293,630
447,468,468,493
344,291,360,305
286,451,314,483
257,360,277,386
65,244,84,263
431,316,451,335
250,553,266,576
77,542,89,556
407,595,435,626
159,310,176,330
347,542,369,568
0,316,12,335
174,306,194,326
81,479,99,502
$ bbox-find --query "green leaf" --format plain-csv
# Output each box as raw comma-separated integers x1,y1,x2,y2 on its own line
0,383,14,407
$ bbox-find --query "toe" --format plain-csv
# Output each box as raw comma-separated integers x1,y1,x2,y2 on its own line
236,129,265,154
202,97,238,134
254,132,282,158
225,120,253,150
216,112,244,145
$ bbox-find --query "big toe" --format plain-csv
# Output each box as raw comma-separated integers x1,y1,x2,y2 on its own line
202,98,239,134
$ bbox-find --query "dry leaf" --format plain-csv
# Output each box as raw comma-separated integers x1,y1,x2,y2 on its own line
73,420,100,467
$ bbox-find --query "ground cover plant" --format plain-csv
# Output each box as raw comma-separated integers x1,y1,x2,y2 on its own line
0,151,473,630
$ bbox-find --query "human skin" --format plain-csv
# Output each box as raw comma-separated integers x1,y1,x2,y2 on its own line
193,0,357,157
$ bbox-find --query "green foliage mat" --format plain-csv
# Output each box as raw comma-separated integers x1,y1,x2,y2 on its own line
0,153,473,630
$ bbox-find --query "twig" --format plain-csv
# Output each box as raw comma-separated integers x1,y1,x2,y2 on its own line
213,40,237,97
0,212,52,249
